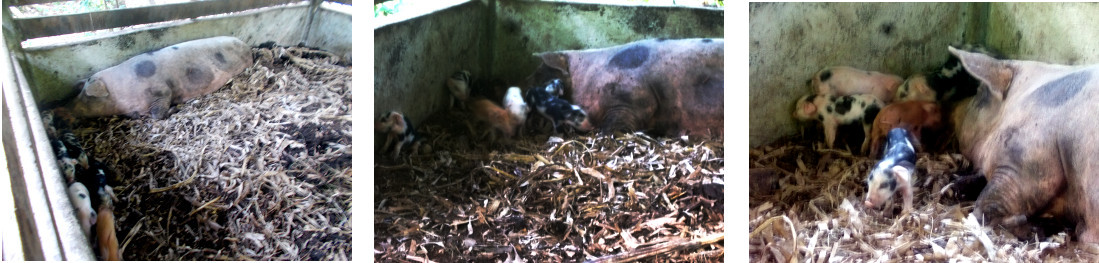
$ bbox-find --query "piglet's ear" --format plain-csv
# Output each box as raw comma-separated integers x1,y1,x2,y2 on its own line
801,101,816,116
535,52,570,75
84,79,110,98
891,164,913,183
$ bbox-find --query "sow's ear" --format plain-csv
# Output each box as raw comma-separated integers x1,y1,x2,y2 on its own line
534,52,570,75
83,78,110,98
949,46,1014,101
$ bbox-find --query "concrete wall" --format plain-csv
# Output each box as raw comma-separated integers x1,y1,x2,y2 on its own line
371,0,722,127
986,3,1099,65
373,1,488,126
306,7,353,64
492,1,723,85
19,3,352,105
748,2,980,148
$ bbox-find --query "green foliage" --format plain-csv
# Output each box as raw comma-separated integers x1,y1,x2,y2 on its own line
16,0,125,17
375,0,403,17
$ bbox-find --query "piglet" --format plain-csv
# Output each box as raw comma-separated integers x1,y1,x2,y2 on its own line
868,101,941,158
793,94,883,153
67,182,97,240
502,87,529,135
447,70,471,109
96,204,120,261
469,97,518,142
808,66,903,103
526,79,593,133
374,111,419,159
865,128,918,214
537,97,593,134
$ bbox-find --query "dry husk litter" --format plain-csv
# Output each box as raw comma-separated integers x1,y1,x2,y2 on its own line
50,45,351,260
374,113,725,262
748,137,1099,262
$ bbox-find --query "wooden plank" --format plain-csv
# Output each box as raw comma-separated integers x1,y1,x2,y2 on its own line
9,0,71,6
13,0,304,40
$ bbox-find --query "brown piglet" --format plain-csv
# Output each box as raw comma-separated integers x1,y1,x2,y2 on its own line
96,205,120,261
469,97,518,143
868,101,942,158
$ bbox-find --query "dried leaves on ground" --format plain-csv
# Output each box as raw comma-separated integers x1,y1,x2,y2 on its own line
54,44,352,260
374,115,725,262
748,137,1099,262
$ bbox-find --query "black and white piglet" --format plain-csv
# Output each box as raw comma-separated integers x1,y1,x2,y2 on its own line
864,128,918,213
895,44,1003,103
526,79,592,133
375,111,420,159
793,93,883,153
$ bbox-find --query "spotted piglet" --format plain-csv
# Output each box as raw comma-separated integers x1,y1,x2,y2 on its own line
865,128,918,214
67,182,97,239
375,111,420,159
808,66,903,103
793,94,883,153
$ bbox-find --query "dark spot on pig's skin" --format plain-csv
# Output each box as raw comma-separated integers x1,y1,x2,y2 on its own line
863,105,881,125
702,38,712,43
833,96,854,115
693,74,722,107
817,115,823,122
172,46,179,50
826,105,834,113
820,70,832,82
185,67,213,86
609,45,649,69
135,61,157,77
657,38,667,41
1002,126,1024,164
1034,70,1091,107
883,171,897,191
215,52,226,64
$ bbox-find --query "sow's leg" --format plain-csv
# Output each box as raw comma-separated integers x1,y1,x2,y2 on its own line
147,84,173,120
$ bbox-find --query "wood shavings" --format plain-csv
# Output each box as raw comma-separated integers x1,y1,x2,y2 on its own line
749,137,1095,262
56,44,351,260
376,117,723,261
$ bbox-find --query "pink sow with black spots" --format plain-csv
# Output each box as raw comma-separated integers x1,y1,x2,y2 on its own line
948,46,1099,244
527,38,723,138
62,36,252,119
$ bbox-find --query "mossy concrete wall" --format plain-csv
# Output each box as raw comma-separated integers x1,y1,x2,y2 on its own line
749,2,981,148
19,3,352,106
370,0,721,128
492,1,723,86
986,3,1099,65
372,1,488,126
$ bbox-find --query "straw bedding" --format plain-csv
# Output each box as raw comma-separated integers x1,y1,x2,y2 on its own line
51,44,351,260
373,110,725,262
748,135,1099,262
